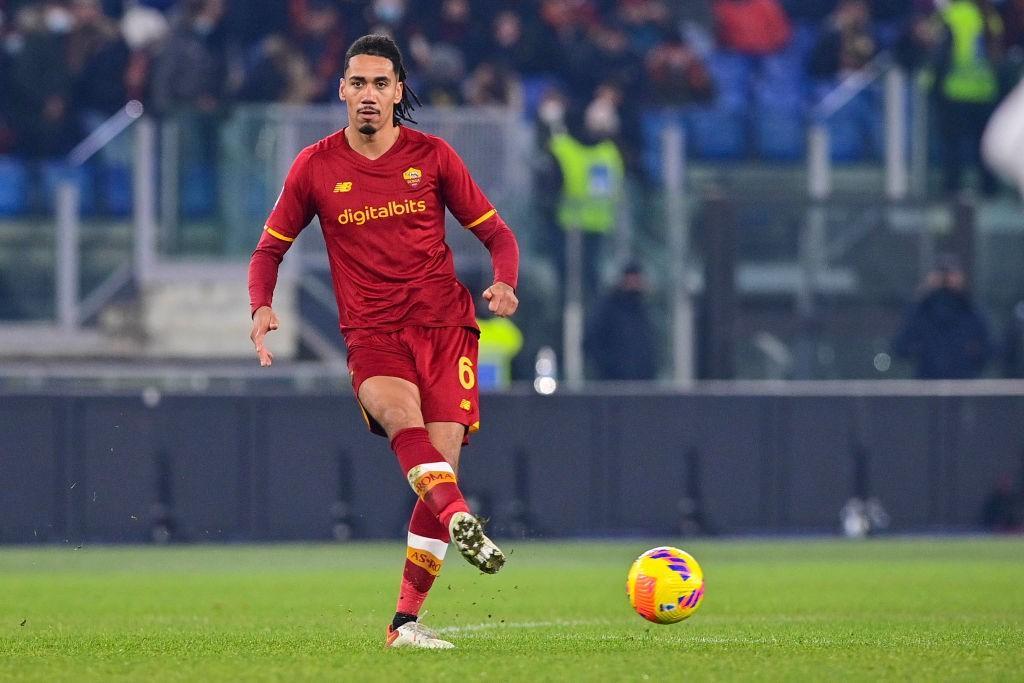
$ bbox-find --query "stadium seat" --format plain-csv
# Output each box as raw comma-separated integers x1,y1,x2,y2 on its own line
102,164,133,217
686,105,747,160
758,54,805,106
520,75,563,118
789,22,820,69
826,89,884,163
181,164,216,218
755,104,806,161
705,50,751,110
0,157,28,217
640,108,686,180
41,161,96,215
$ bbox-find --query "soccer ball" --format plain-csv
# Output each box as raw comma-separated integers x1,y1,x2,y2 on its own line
626,546,705,624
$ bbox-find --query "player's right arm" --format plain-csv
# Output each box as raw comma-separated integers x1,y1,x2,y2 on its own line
247,148,318,366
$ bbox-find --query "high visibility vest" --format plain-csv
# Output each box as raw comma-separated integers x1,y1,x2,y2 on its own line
941,1,1001,104
549,133,624,234
476,316,524,389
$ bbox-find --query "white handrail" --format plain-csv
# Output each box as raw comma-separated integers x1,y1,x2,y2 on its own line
811,53,890,122
67,100,144,167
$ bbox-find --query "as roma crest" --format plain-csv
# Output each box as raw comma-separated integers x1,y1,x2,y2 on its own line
402,167,423,188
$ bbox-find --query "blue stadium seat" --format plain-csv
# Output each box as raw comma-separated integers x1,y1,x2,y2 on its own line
755,104,806,161
102,164,133,217
181,164,216,218
520,75,563,118
758,53,806,105
824,89,883,163
789,22,820,67
686,105,747,160
640,108,686,180
41,162,96,215
705,50,751,110
0,157,28,217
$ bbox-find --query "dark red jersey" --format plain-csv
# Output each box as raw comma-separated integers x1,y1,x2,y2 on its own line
248,126,519,335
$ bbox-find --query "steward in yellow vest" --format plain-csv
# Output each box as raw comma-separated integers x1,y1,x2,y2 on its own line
476,315,524,389
939,0,1002,104
548,133,625,234
932,0,1004,194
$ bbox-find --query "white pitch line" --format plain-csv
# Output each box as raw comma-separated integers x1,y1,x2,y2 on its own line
437,619,611,634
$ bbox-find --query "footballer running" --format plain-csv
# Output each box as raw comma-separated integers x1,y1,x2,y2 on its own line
247,34,520,650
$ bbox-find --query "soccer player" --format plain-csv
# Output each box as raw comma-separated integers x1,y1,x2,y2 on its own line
247,34,520,650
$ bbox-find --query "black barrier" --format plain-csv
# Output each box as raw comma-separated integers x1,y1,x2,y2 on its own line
2,389,1024,543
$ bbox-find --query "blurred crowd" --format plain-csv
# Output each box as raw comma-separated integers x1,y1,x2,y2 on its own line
0,0,1022,170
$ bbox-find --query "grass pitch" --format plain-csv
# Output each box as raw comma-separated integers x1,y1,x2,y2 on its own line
1,538,1022,681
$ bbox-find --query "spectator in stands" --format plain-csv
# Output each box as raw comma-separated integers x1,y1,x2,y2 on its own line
931,0,1004,196
892,254,993,379
1001,0,1024,52
490,8,554,75
895,10,942,71
120,1,169,103
644,27,714,104
586,262,659,380
150,0,228,115
713,0,792,56
223,0,287,49
408,31,466,105
540,0,610,95
0,10,15,152
588,24,634,87
292,0,346,103
782,0,838,23
428,0,485,68
809,0,878,79
547,102,626,296
68,0,129,125
6,1,80,158
617,0,673,55
362,0,410,38
463,62,522,108
236,34,317,104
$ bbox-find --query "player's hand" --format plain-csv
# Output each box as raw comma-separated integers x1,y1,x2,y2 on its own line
250,306,279,367
483,282,518,317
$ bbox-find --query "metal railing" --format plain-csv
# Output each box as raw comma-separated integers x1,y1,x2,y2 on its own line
54,101,145,331
807,54,913,201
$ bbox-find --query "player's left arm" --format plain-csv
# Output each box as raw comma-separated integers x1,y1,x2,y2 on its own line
437,139,520,317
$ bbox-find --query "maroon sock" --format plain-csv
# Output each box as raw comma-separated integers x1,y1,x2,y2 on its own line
395,499,450,617
390,427,470,527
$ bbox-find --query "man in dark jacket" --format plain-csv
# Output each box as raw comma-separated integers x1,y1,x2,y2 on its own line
892,255,992,379
586,263,659,380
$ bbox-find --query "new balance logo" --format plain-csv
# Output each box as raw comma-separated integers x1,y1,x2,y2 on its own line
333,182,353,193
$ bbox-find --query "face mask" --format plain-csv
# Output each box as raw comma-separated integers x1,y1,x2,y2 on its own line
538,99,565,126
585,101,620,138
45,7,74,34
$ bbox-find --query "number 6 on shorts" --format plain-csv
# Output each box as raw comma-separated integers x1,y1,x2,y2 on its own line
458,356,475,389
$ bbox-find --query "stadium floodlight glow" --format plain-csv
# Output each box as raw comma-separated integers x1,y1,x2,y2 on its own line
533,376,557,395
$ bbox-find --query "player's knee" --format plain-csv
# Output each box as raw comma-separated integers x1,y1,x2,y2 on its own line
378,404,419,432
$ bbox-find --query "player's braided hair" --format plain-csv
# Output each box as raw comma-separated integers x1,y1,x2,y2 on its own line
344,34,421,126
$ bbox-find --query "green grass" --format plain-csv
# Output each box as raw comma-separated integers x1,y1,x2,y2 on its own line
1,538,1022,681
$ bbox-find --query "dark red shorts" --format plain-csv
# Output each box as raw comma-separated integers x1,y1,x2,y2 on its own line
346,326,481,443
